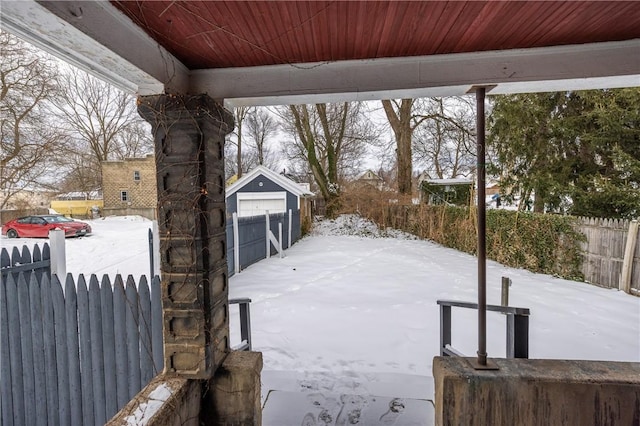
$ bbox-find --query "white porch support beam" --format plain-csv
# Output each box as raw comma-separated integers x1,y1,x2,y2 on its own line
190,39,640,107
1,0,189,95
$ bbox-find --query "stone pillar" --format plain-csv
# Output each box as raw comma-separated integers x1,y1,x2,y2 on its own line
138,94,234,379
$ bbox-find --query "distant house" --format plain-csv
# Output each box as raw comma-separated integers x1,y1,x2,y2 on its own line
420,178,473,206
101,155,157,219
355,169,386,191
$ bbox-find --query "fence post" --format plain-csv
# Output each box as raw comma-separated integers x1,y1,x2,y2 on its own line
439,304,451,356
620,220,638,293
233,212,240,274
288,209,292,249
278,223,283,258
265,211,270,259
48,229,66,279
151,220,161,277
501,277,511,310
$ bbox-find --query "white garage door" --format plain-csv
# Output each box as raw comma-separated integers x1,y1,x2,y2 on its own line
237,192,286,217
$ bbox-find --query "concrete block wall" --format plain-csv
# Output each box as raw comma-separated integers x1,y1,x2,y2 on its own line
433,357,640,426
102,155,158,210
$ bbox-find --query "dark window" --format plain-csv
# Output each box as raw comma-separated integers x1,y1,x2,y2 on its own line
121,191,129,202
133,170,141,181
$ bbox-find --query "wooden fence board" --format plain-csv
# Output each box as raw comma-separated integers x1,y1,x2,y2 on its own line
52,275,70,426
76,275,94,426
7,274,25,426
151,275,163,374
17,273,35,426
138,276,154,387
100,275,118,420
125,275,141,400
113,275,129,409
64,275,82,426
89,275,106,425
1,270,15,426
40,275,59,426
28,273,47,426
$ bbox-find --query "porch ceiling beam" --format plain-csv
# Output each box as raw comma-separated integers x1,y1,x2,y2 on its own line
1,0,189,95
191,39,640,107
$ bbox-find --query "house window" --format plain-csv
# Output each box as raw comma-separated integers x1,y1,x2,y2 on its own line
133,171,141,181
121,191,129,202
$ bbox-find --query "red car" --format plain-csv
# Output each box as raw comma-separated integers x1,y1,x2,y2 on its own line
1,215,92,238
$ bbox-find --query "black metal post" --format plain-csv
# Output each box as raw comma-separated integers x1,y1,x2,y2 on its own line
148,228,154,280
476,87,487,366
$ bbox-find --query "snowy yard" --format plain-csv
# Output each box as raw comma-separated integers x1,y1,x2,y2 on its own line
3,214,639,403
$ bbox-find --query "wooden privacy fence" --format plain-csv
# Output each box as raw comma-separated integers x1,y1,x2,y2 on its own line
575,217,640,293
226,209,302,276
0,273,163,426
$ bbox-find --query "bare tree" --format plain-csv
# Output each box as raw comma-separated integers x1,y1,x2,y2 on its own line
382,97,475,194
234,106,251,179
413,97,475,179
245,107,279,168
279,102,373,217
0,32,64,208
52,68,152,189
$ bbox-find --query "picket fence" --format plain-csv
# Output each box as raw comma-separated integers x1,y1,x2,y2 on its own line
575,217,640,292
1,243,51,283
0,272,163,426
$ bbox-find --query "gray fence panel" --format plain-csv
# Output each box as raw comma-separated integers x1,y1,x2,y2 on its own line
88,275,106,425
52,275,71,426
227,219,235,276
76,275,94,426
17,273,36,426
64,275,83,426
40,275,59,426
139,276,154,387
125,275,141,400
100,275,118,420
151,276,163,374
7,274,25,426
1,272,15,426
2,263,163,426
113,275,129,409
28,273,47,426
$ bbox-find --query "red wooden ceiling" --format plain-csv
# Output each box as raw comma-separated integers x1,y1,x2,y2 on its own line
111,1,640,70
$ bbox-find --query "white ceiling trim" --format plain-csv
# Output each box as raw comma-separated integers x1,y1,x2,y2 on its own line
1,0,189,95
191,39,640,107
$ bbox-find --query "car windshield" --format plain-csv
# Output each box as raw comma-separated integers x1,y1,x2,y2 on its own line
43,216,74,223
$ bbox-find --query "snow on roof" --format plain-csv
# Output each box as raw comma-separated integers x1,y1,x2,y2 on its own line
226,165,313,198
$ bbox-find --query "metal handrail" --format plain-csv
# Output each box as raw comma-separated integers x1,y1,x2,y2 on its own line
437,299,530,359
230,298,252,351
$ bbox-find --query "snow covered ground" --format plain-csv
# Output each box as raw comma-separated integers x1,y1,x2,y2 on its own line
3,214,639,405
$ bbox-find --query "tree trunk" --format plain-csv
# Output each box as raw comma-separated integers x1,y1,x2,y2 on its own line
382,99,414,195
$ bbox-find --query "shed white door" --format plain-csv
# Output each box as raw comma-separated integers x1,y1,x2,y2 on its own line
237,192,287,217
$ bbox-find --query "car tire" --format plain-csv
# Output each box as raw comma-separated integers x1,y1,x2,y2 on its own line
6,229,18,238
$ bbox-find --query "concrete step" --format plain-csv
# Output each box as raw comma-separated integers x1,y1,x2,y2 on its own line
262,390,434,426
261,371,435,426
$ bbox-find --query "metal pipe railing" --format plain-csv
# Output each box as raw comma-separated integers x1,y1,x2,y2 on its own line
229,298,252,351
437,299,530,360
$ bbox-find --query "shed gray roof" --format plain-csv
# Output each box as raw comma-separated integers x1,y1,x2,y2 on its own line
226,165,313,198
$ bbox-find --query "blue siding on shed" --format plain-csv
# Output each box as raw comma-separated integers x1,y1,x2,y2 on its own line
227,174,298,215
